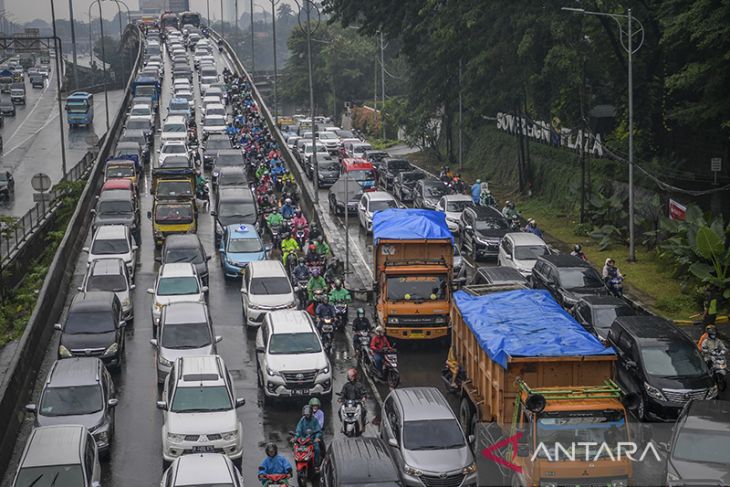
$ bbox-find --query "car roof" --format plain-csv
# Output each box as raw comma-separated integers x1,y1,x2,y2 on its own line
227,224,260,239
164,234,202,250
466,205,504,219
579,295,631,307
476,266,527,283
163,140,187,147
613,316,684,342
70,291,117,311
539,254,592,268
249,260,287,278
506,232,547,246
173,454,232,484
219,187,254,202
160,262,197,278
22,425,84,467
390,387,454,421
218,166,246,175
164,302,208,325
98,189,133,202
94,224,129,239
176,355,224,385
329,438,401,483
47,357,103,388
268,310,314,334
216,149,243,156
682,400,730,432
165,115,186,123
89,258,126,276
366,191,395,201
443,194,472,202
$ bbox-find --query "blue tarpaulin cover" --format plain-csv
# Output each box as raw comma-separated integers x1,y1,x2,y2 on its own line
453,289,614,369
373,208,453,244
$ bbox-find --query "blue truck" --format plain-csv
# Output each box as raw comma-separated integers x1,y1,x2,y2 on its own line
131,75,160,110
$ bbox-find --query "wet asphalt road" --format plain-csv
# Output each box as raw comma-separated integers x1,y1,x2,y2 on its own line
0,63,124,217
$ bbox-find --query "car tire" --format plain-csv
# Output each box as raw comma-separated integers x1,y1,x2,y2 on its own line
459,398,474,438
636,395,648,421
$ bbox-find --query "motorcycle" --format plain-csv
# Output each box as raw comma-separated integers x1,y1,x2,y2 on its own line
195,183,210,206
707,349,727,392
606,275,624,297
333,302,348,331
268,222,284,250
282,249,299,276
294,226,309,248
258,473,291,486
337,396,365,437
288,431,318,487
361,345,400,389
319,316,335,355
295,278,309,309
353,330,370,360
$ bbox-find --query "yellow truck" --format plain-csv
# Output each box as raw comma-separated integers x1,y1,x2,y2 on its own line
372,209,453,341
449,285,636,486
148,199,197,248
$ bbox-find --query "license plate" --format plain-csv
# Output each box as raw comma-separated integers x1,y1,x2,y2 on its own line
291,389,307,395
192,445,214,453
410,330,423,336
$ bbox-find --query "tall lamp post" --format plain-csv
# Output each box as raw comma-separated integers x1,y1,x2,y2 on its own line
269,0,279,124
249,0,255,75
104,0,131,82
562,7,644,262
48,0,68,178
67,0,79,90
220,0,224,38
89,0,110,130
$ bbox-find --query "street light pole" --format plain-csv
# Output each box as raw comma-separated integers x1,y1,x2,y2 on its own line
380,30,385,140
207,0,210,26
305,0,318,203
67,0,79,90
220,0,224,38
90,0,110,130
270,0,279,124
49,0,68,178
249,0,255,75
562,6,644,262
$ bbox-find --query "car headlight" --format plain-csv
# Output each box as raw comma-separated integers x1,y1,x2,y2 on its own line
167,433,186,442
320,366,330,375
220,430,239,441
644,382,666,401
404,465,423,476
611,480,627,487
102,343,119,357
666,472,679,482
58,345,72,358
707,385,718,399
266,367,280,377
159,355,172,367
388,317,399,324
122,298,130,307
215,221,223,235
462,463,477,474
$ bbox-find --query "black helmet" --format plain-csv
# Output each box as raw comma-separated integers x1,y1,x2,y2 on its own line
356,307,364,316
574,244,582,252
265,442,278,457
302,405,312,417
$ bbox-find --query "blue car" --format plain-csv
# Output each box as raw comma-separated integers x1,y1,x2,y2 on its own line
219,224,269,278
167,97,191,120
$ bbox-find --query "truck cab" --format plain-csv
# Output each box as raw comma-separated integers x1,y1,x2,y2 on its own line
148,199,197,248
10,83,25,104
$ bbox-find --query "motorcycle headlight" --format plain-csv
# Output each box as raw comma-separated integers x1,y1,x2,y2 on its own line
404,465,423,476
644,382,666,401
167,433,186,442
58,345,72,358
266,367,280,377
611,480,627,487
220,430,239,441
462,463,477,474
707,385,718,399
102,343,119,357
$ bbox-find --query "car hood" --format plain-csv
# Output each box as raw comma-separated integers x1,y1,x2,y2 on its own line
564,286,609,299
0,182,8,189
668,458,730,484
650,373,714,392
444,211,461,221
37,411,105,430
156,294,203,307
61,331,116,350
167,409,238,435
248,292,296,308
225,250,267,264
403,446,472,474
89,252,132,265
318,170,340,180
421,197,439,208
219,215,257,227
94,214,135,227
160,345,215,363
266,352,328,372
476,228,509,240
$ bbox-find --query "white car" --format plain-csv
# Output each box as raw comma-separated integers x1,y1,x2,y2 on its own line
202,95,223,107
206,87,227,104
358,191,398,233
436,194,473,233
349,142,373,159
317,131,340,153
160,115,188,143
202,114,228,136
160,453,244,487
84,225,138,279
175,90,195,109
158,355,244,467
497,232,550,278
203,103,226,118
241,260,297,327
147,263,207,330
128,103,155,127
158,141,189,166
172,78,191,92
255,310,332,401
200,75,217,94
78,258,135,321
151,301,220,383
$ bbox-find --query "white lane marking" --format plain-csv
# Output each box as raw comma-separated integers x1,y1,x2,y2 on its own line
5,66,55,146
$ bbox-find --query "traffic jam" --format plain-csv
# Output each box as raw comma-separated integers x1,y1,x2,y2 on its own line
6,10,729,487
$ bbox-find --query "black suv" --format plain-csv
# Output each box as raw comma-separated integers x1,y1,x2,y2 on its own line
665,399,730,484
459,205,510,261
203,134,233,169
321,437,402,487
160,234,211,285
471,266,528,287
393,170,428,202
92,190,140,243
55,291,127,368
413,179,449,210
572,295,635,344
363,150,390,169
608,316,715,421
532,254,608,308
377,158,412,191
26,358,118,455
211,187,258,245
0,170,14,200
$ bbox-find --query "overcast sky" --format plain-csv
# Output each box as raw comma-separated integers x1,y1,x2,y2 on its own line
5,0,288,23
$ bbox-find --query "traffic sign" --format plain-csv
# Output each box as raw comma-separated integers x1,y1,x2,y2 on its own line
711,157,722,172
33,193,52,203
30,173,51,192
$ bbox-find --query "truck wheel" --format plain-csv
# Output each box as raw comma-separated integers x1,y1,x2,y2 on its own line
459,398,474,437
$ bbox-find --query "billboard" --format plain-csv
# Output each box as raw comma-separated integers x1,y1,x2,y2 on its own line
167,0,190,13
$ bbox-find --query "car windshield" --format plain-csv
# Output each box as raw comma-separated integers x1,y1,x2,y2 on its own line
126,119,150,131
220,172,247,186
206,139,230,150
165,248,204,264
535,410,627,460
158,182,193,198
106,165,135,178
131,107,150,116
386,275,447,302
403,419,465,450
348,170,375,181
593,306,634,331
228,237,262,253
514,245,549,260
353,145,372,153
216,154,242,165
40,385,103,416
425,182,449,197
320,162,340,171
268,332,322,354
169,101,188,111
475,218,508,231
171,385,231,413
87,275,127,292
672,429,730,465
164,122,186,133
369,200,397,211
250,277,291,295
337,130,354,138
162,144,186,154
204,116,226,126
91,238,129,255
640,345,708,378
157,276,200,296
98,200,133,215
446,200,470,212
65,311,116,334
161,323,211,349
155,204,193,223
219,203,256,218
14,465,85,487
206,107,225,116
318,132,338,140
558,267,604,289
136,85,155,96
401,173,423,182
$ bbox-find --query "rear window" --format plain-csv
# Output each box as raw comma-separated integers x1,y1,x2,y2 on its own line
87,274,127,292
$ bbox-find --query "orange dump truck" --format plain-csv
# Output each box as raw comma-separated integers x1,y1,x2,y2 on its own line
372,209,453,340
450,285,634,486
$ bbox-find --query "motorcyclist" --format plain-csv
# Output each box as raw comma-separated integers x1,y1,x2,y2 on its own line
309,397,324,430
700,325,727,367
370,326,392,373
314,235,330,256
280,198,296,219
471,179,482,205
306,268,327,301
258,443,293,484
309,222,322,242
292,257,310,282
290,209,308,229
315,295,336,325
602,258,623,283
571,244,588,261
280,232,300,265
294,405,322,467
524,218,543,238
323,257,344,284
266,208,285,231
502,201,520,222
329,279,351,304
340,368,368,402
305,243,321,264
481,187,496,207
352,308,371,349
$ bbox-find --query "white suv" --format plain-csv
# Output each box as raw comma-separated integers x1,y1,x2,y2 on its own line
148,263,208,333
84,225,138,279
241,260,296,327
160,115,188,143
497,232,550,278
160,453,244,486
158,355,245,467
255,310,332,402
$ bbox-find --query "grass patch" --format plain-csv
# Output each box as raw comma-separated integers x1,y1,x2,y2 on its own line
369,138,401,150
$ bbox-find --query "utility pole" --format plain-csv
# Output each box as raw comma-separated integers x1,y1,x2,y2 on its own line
305,0,318,202
235,0,239,32
458,58,463,170
220,0,224,38
249,0,255,75
380,30,385,140
49,1,68,178
68,0,79,90
271,0,278,124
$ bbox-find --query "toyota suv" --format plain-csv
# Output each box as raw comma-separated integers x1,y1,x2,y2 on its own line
255,310,332,402
531,254,608,309
458,205,510,261
78,258,135,321
241,260,297,327
84,225,138,280
157,355,245,467
147,263,208,334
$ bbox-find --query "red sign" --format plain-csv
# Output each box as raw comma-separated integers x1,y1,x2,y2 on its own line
669,199,686,220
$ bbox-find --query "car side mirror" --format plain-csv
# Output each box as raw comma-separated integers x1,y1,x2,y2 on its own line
625,359,637,369
235,397,246,408
146,211,152,219
147,288,155,294
130,284,136,290
90,208,96,214
54,323,62,331
215,336,223,343
388,438,398,448
201,286,209,293
77,286,83,292
132,245,138,251
265,243,273,252
25,404,37,413
82,247,89,253
465,225,472,231
206,255,212,261
468,434,475,445
255,345,264,353
150,339,158,347
517,443,530,457
156,400,167,410
154,256,161,262
210,210,217,216
108,398,119,407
